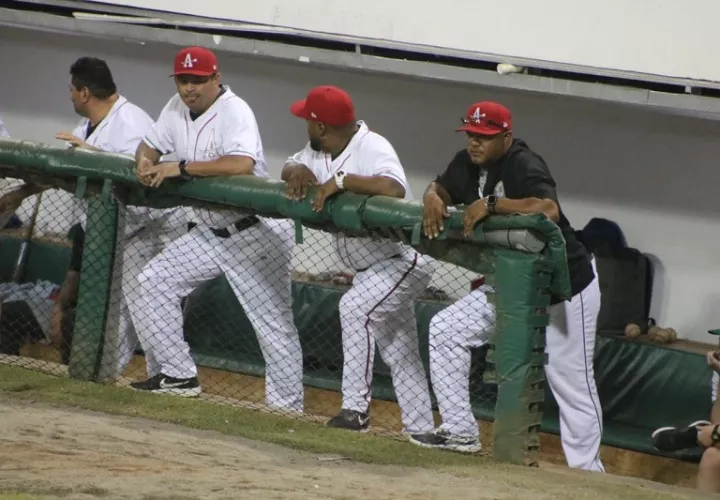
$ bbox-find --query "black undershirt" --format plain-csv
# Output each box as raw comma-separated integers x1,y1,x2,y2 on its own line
85,120,100,139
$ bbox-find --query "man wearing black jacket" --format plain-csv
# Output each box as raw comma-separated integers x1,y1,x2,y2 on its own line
410,101,604,472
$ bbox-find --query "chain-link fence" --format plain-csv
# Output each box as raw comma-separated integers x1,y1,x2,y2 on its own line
0,140,567,465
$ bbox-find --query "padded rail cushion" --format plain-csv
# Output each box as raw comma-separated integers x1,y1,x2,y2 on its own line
0,234,711,461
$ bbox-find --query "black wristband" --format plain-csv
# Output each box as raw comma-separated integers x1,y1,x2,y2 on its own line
178,160,192,181
712,425,720,446
486,195,498,215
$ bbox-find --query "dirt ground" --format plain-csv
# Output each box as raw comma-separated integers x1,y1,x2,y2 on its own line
0,399,704,500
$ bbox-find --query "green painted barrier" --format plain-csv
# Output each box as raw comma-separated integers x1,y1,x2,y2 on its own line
0,138,570,466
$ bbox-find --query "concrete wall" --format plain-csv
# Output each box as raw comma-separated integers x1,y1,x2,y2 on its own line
1,27,719,341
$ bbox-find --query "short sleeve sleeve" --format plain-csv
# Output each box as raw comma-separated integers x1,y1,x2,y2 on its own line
371,149,408,192
515,153,559,202
113,110,154,156
0,116,9,138
287,143,312,166
434,152,466,205
144,101,176,155
220,100,261,161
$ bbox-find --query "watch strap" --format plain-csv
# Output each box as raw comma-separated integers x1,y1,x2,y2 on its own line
179,160,192,180
486,195,498,214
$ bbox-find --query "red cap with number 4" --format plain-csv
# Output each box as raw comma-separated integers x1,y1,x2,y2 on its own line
172,47,218,77
457,101,512,136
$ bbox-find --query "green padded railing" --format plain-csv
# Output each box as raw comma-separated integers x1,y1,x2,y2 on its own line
0,138,571,466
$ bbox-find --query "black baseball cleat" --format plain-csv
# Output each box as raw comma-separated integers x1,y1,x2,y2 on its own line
409,428,482,453
130,374,202,398
326,409,370,432
651,420,710,451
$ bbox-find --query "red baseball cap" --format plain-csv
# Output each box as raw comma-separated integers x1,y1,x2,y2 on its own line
290,86,356,126
457,101,512,136
172,47,218,77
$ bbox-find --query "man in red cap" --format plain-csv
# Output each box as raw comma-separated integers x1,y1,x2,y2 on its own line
282,85,435,435
129,47,304,411
412,102,604,472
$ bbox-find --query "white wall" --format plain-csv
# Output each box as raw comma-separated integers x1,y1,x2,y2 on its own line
87,0,720,83
1,27,720,341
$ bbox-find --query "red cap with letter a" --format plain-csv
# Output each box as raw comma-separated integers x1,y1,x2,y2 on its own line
172,46,219,77
290,86,356,126
457,101,512,136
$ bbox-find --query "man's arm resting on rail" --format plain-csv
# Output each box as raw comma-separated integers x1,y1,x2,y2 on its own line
492,197,560,223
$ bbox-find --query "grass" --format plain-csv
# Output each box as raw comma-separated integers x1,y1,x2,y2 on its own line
0,364,701,500
0,496,45,500
0,364,485,469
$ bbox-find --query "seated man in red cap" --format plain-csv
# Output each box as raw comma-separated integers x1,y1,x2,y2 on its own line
282,85,435,435
412,102,604,472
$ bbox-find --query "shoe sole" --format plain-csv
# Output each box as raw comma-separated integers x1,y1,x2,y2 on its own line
130,386,202,398
408,436,482,454
326,424,370,433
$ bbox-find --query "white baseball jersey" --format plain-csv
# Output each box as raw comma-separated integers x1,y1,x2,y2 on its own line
288,121,410,270
0,114,9,138
69,95,166,235
143,86,268,229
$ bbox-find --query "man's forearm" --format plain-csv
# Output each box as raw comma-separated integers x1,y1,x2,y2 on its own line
135,141,161,165
343,174,405,198
57,271,80,309
185,155,255,177
281,162,307,181
424,182,452,206
493,197,559,222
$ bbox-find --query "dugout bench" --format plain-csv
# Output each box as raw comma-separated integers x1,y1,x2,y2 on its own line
0,232,712,463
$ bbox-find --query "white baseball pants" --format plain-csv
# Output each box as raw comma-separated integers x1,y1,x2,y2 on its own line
338,251,435,434
429,266,604,472
129,217,304,412
96,217,186,382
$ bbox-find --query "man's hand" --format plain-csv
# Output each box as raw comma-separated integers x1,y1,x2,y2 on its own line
707,351,720,375
311,178,340,212
142,162,181,188
0,188,30,213
285,165,319,201
422,192,450,239
56,131,90,149
136,157,156,186
463,198,490,237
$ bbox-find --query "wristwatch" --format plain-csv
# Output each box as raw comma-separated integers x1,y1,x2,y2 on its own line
178,160,192,181
334,170,346,190
486,195,498,214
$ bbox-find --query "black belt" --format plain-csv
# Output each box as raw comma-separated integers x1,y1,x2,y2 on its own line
356,253,402,273
209,216,260,239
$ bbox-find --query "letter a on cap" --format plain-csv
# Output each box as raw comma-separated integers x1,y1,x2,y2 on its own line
471,107,483,121
182,53,197,68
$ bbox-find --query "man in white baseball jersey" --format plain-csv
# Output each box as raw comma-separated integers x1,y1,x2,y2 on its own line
411,101,604,472
283,85,434,433
0,114,8,138
0,58,183,381
130,47,304,408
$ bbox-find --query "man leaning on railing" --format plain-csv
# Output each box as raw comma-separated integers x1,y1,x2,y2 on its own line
411,101,604,472
282,85,435,435
130,46,304,411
